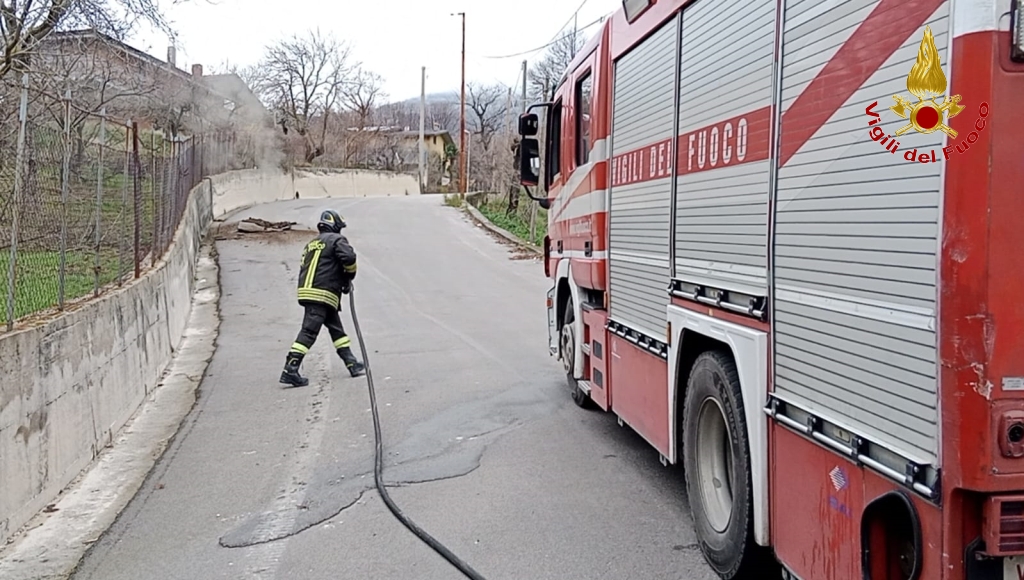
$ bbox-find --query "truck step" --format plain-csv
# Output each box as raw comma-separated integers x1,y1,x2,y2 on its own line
577,380,592,395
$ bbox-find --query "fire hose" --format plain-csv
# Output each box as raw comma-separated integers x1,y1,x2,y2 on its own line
348,284,488,580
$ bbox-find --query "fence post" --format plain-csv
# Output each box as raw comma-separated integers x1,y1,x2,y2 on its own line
93,108,106,297
150,132,159,260
161,139,168,255
119,120,130,285
171,139,179,229
5,72,29,332
132,122,141,278
58,88,72,309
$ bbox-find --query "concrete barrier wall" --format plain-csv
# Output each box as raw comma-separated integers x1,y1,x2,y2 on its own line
211,167,421,219
0,178,213,545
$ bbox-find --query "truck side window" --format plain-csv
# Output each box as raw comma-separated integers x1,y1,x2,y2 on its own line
576,72,592,166
545,99,562,189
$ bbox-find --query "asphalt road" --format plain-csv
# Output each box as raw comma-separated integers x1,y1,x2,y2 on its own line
70,196,718,580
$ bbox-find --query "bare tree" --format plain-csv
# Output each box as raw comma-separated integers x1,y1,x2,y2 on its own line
0,0,196,78
340,67,385,128
143,75,199,136
429,100,458,133
464,82,506,152
373,101,415,128
30,33,159,130
528,29,585,102
255,28,355,163
332,66,386,164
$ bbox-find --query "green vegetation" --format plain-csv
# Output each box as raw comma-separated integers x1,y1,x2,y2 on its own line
443,193,464,208
0,122,194,327
474,192,548,247
0,249,126,324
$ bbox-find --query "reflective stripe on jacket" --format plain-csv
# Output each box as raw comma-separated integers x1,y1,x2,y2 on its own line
296,232,357,307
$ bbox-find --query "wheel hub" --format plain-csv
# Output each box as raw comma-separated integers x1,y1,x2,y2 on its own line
696,395,735,534
560,322,575,376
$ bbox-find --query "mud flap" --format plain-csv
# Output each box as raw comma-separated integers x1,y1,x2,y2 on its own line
547,285,558,356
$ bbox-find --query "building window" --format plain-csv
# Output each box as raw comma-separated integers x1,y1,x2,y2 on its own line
576,71,592,166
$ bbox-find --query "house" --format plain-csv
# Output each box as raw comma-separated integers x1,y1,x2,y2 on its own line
407,128,456,162
201,72,271,122
31,29,261,137
346,125,456,184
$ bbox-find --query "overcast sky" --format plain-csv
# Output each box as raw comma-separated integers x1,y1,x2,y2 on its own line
127,0,621,103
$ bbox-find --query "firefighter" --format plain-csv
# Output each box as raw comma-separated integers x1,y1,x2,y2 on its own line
280,209,366,387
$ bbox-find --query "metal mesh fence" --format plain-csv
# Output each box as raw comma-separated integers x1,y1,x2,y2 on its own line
0,73,239,331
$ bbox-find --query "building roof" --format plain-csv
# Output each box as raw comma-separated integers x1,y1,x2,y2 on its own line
202,73,267,114
349,126,452,139
43,29,235,103
396,129,453,140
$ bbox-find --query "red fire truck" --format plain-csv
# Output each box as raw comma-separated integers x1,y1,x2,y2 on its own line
516,0,1024,578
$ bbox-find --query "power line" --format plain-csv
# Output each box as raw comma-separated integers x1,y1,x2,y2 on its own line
552,0,593,43
510,66,523,98
483,0,595,60
481,15,605,59
549,0,592,46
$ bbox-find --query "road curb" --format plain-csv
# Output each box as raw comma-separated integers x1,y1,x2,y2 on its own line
463,203,542,255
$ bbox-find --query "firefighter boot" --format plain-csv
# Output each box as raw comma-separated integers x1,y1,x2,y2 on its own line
280,353,309,387
337,347,365,377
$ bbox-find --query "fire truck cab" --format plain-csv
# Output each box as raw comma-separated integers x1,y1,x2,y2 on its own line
517,0,1024,578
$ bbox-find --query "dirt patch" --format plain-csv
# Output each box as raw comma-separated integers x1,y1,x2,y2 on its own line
213,221,316,244
237,218,298,233
509,249,541,262
463,215,541,262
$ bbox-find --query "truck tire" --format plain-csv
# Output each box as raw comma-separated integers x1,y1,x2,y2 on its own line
561,299,591,409
682,350,762,579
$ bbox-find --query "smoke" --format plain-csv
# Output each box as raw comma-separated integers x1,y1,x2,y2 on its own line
186,76,287,174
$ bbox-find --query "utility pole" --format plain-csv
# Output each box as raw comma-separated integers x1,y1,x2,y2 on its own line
572,12,578,58
521,60,527,114
505,87,514,135
419,66,426,191
456,11,467,199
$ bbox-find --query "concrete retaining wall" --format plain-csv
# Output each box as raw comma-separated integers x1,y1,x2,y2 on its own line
211,167,421,219
0,176,215,545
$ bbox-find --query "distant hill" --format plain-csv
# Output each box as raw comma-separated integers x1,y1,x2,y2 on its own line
390,92,460,107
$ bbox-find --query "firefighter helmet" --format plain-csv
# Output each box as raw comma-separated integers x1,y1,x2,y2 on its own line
317,209,345,233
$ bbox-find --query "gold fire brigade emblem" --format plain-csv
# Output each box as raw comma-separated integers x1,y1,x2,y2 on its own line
890,26,964,138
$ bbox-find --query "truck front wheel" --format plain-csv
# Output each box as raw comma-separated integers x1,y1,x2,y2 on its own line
682,350,762,578
560,299,590,409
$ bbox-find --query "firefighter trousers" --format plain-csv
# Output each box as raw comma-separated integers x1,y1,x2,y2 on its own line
289,303,353,356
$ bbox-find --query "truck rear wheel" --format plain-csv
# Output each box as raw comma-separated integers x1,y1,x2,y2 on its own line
682,350,760,579
561,299,590,409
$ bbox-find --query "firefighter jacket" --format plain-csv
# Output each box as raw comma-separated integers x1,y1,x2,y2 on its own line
296,232,357,308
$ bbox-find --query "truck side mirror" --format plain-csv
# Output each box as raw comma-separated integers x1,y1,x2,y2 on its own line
518,113,539,137
519,137,540,186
